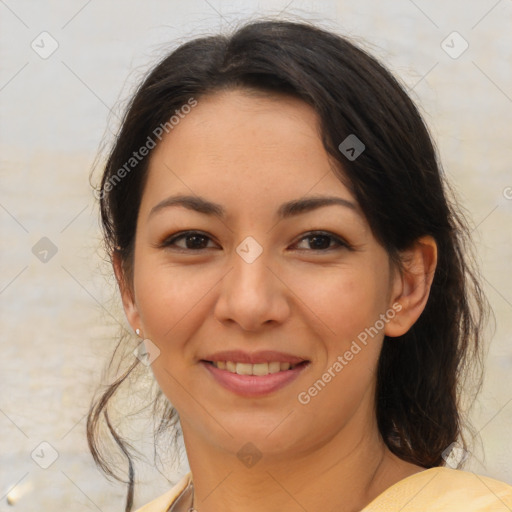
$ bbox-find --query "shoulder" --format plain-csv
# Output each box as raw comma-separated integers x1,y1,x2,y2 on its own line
133,472,192,512
363,467,512,511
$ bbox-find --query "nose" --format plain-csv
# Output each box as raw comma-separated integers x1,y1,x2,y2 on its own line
213,244,291,332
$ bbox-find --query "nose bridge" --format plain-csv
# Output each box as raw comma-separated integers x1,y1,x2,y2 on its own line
229,236,274,303
235,240,270,289
214,235,289,331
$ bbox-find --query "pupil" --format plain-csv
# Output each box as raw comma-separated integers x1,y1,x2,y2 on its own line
187,235,206,249
311,235,329,249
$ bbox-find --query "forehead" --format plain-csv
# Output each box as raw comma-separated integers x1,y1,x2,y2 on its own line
142,89,361,220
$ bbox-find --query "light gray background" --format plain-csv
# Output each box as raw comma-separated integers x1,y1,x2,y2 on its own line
1,0,511,510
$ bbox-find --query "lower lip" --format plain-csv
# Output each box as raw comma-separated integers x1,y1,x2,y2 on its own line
201,361,309,397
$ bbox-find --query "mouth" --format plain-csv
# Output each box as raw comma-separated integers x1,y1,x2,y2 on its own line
200,359,310,397
201,360,308,376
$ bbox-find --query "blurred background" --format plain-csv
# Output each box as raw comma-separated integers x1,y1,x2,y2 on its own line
1,0,511,510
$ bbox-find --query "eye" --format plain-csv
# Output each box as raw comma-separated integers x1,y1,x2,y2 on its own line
158,230,352,253
292,231,351,252
160,231,218,251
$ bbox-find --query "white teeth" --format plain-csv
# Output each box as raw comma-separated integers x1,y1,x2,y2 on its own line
211,360,301,376
252,363,269,376
236,363,252,375
268,362,281,374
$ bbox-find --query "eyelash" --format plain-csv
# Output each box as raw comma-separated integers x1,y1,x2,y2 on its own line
158,230,352,253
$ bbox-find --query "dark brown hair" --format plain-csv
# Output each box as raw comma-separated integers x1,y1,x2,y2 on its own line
87,18,489,512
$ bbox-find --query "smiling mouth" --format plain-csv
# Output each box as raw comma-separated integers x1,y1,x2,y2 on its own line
201,360,309,376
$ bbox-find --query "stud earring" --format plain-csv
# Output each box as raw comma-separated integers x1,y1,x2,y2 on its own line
136,328,141,337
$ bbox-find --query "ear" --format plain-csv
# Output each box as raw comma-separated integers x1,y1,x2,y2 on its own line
113,251,140,333
385,235,438,337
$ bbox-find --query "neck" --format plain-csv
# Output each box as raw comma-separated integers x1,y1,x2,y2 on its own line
180,409,419,512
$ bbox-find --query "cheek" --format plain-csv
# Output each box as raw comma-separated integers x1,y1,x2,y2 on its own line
134,261,211,342
132,261,211,407
293,271,384,425
291,265,386,342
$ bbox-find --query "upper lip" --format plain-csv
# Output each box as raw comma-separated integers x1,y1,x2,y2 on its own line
201,350,308,365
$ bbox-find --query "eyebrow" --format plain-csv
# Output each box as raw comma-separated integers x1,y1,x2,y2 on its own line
148,194,359,220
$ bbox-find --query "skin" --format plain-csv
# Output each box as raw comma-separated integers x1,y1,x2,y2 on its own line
116,89,437,512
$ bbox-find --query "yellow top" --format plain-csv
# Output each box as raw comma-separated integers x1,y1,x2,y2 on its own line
134,467,512,512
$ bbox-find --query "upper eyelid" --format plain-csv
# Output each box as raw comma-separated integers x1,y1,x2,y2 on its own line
162,230,218,246
294,231,348,247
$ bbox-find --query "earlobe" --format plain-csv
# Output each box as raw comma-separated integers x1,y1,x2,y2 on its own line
385,235,438,338
113,251,140,332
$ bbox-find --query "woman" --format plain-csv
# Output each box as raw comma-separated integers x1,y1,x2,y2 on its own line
87,19,512,512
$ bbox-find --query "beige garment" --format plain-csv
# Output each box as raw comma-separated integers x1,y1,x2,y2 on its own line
134,473,192,512
134,467,512,512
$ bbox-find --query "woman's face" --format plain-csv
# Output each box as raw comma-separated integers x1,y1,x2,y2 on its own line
122,89,404,459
